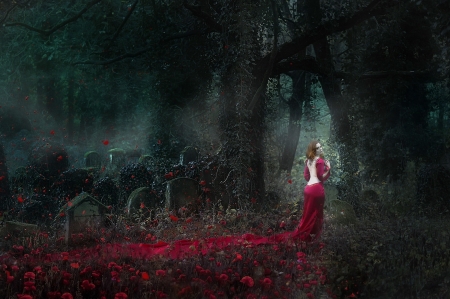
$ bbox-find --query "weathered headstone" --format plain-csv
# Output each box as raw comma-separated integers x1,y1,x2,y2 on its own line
328,199,357,225
126,187,161,220
3,221,39,237
179,146,198,165
84,151,101,168
107,148,126,168
165,177,199,211
125,149,143,164
29,143,69,180
57,193,108,245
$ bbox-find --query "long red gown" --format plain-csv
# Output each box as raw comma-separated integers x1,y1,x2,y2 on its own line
291,157,330,242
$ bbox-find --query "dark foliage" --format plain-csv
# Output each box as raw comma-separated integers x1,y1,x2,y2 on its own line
118,163,153,203
416,164,450,216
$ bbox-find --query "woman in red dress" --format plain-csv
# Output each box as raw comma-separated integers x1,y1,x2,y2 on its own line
292,140,331,242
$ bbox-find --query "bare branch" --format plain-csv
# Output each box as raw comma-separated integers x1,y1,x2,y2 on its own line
4,0,102,36
0,3,19,26
74,29,207,65
183,0,222,33
106,0,139,50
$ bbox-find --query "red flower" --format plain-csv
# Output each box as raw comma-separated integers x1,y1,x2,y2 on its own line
164,172,174,179
81,280,96,291
247,294,257,299
24,272,35,280
17,295,33,299
114,292,128,299
102,140,109,145
61,293,74,299
262,277,272,288
199,180,206,186
169,214,179,222
287,179,292,184
178,286,192,296
296,251,306,258
155,269,166,277
6,275,14,283
219,273,228,282
307,293,315,299
141,272,150,280
157,291,168,298
348,293,357,298
240,276,254,287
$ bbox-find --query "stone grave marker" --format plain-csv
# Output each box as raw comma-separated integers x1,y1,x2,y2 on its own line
179,146,198,165
165,177,199,212
127,187,161,220
58,193,108,245
84,151,101,168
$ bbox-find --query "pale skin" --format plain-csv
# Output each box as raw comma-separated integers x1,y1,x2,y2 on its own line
305,143,331,185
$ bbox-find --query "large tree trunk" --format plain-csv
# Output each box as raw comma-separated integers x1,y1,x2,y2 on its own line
279,71,305,173
305,0,361,207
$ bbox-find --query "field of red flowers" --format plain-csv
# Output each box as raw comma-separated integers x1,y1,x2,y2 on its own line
0,203,337,299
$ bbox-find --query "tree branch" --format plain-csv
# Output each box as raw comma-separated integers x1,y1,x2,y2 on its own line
272,56,325,77
106,0,139,50
183,0,222,33
4,0,102,36
275,0,390,63
0,3,19,26
73,46,152,65
74,29,207,65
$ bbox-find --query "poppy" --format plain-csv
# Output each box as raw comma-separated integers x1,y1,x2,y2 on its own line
141,272,150,280
156,269,166,277
169,214,179,222
240,276,254,287
114,293,128,299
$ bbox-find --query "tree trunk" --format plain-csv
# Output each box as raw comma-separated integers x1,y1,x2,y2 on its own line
0,143,10,211
67,73,75,142
305,0,361,207
279,71,305,173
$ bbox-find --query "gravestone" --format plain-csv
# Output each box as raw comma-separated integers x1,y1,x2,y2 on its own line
165,178,199,212
107,148,126,167
180,146,198,165
84,151,101,168
58,193,108,245
126,187,161,220
29,143,69,180
125,149,143,164
1,221,39,238
328,199,357,225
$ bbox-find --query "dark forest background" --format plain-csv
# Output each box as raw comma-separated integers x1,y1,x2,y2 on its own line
1,0,449,209
1,0,450,298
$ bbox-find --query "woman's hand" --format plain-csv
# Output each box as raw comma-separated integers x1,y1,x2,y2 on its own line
325,160,331,169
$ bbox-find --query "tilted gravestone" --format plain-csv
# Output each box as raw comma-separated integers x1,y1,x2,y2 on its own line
57,193,108,245
127,187,161,220
84,151,101,168
328,199,357,225
165,178,199,212
179,146,198,165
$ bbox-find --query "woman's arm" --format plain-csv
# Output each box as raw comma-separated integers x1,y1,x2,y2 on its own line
317,159,331,182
